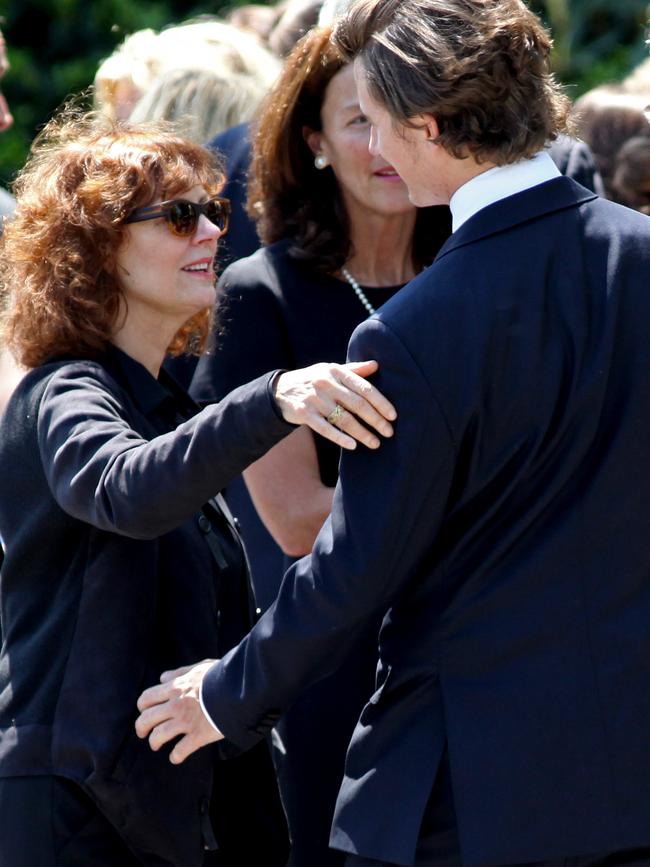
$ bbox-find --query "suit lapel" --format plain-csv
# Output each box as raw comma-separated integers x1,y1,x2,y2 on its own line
435,176,598,261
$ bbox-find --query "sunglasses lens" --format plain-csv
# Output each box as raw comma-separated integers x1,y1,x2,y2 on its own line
205,200,229,234
167,201,198,236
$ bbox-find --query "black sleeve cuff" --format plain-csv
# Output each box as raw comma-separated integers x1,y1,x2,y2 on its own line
266,369,298,426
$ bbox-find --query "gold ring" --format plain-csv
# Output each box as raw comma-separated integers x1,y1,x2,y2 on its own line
326,404,345,425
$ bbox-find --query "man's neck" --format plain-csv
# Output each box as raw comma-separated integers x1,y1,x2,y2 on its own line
449,151,561,232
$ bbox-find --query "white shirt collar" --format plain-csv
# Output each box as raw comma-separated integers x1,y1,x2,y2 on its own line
449,151,561,233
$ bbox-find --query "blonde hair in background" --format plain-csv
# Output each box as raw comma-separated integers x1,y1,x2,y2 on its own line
94,29,161,120
94,19,280,122
129,67,270,143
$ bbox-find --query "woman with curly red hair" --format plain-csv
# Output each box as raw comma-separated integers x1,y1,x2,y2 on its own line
0,108,396,866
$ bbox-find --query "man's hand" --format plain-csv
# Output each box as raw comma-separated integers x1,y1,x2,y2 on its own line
135,660,223,764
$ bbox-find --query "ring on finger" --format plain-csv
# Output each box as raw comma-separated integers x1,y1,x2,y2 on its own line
326,404,345,425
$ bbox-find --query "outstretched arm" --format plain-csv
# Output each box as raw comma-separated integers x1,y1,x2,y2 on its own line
39,359,394,540
136,317,455,759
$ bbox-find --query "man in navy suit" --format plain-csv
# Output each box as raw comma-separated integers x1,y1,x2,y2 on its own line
137,1,650,864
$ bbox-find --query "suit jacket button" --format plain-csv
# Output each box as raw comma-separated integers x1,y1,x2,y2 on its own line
198,514,211,533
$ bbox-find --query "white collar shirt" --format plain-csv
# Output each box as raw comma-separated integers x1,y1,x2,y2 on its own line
449,150,561,233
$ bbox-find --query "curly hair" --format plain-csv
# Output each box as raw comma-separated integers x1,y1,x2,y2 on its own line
247,25,450,274
333,0,573,165
0,107,223,368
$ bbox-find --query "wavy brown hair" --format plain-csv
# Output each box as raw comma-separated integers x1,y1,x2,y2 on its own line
0,107,223,368
247,25,451,274
333,0,572,165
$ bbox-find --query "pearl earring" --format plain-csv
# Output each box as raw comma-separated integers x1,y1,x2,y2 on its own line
314,154,329,170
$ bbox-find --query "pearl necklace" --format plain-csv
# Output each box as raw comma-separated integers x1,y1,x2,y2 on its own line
341,267,376,316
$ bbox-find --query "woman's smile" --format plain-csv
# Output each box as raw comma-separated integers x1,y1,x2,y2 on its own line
181,256,214,277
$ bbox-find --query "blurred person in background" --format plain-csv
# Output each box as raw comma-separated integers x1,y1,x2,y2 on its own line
226,4,279,43
610,135,650,213
191,25,451,866
546,132,604,196
575,86,650,200
93,20,280,124
622,55,650,97
225,0,324,57
574,50,650,208
268,0,324,56
0,108,396,867
129,66,268,145
93,28,161,121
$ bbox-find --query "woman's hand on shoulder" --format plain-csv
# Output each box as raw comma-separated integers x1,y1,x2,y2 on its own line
274,360,396,450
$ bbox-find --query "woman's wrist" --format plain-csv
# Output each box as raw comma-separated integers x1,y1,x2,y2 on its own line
267,369,291,422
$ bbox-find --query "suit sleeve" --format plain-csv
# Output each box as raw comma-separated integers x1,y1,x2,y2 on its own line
37,364,293,539
201,316,456,748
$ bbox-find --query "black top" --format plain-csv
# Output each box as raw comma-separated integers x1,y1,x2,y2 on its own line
192,238,404,487
0,344,292,866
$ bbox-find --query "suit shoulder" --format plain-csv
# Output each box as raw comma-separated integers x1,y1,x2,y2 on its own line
584,195,650,233
374,257,480,338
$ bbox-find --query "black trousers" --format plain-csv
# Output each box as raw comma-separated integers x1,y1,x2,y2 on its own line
0,775,141,867
343,752,650,867
0,771,284,867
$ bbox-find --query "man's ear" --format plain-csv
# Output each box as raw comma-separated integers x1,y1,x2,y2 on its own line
303,126,323,157
420,114,441,144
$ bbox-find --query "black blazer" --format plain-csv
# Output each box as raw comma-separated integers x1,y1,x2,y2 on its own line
0,347,292,866
202,178,650,866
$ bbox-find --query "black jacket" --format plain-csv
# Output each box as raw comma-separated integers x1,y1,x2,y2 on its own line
0,346,292,866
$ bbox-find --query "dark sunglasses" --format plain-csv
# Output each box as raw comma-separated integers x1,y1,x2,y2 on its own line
124,195,230,237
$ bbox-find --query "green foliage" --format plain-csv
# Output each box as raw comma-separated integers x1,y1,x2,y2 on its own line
0,0,250,186
0,0,648,188
530,0,649,94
